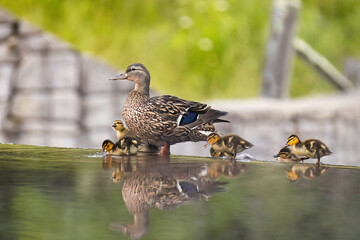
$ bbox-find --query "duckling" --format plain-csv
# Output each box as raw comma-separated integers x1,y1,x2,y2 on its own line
205,133,253,160
120,137,139,155
112,119,159,154
286,134,332,165
273,146,309,163
137,144,160,154
112,120,132,139
102,137,139,156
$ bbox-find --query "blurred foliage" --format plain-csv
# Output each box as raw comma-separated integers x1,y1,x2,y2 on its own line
0,0,359,99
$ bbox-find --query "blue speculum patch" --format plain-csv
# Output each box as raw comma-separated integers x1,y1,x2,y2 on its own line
180,111,198,126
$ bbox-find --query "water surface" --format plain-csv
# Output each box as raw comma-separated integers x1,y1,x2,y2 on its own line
0,144,360,240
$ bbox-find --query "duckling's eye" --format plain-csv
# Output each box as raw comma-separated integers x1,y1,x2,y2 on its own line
131,67,136,71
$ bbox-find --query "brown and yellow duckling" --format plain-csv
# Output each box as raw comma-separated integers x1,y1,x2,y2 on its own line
286,134,332,165
102,137,139,156
273,146,309,163
112,119,159,154
112,120,132,139
205,133,253,160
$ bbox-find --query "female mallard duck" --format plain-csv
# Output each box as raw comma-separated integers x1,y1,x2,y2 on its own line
109,63,229,155
286,134,332,165
102,137,139,156
205,133,253,160
112,119,160,153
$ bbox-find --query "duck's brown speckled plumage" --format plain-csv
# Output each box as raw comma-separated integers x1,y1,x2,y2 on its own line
123,91,217,145
111,63,228,150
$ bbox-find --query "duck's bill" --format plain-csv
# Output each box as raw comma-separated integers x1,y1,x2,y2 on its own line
109,73,128,80
273,154,279,158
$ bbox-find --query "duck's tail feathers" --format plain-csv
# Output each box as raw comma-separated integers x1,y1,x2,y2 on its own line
213,118,230,124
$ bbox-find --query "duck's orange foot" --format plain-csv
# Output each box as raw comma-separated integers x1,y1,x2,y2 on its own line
160,142,171,156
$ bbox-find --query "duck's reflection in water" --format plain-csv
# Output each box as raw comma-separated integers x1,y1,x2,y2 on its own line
103,155,249,239
285,164,329,182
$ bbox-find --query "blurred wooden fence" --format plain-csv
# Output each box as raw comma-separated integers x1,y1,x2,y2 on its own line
262,0,358,98
0,9,134,148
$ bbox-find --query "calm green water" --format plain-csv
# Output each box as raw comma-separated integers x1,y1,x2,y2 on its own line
1,144,360,240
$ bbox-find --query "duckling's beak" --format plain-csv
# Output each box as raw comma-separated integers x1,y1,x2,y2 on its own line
109,72,128,80
111,124,116,127
204,142,211,148
273,153,279,158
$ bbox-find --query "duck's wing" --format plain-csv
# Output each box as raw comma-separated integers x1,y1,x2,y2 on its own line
304,139,332,156
147,95,228,129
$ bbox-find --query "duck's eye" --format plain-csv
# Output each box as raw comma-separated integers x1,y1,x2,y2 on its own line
131,67,136,71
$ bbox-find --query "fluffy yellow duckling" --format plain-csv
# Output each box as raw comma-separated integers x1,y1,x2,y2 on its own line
112,120,132,139
112,119,159,154
286,134,332,165
102,137,139,156
205,133,253,160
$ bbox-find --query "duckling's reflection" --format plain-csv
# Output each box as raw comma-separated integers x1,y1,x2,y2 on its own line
207,160,250,179
285,164,329,182
103,155,249,239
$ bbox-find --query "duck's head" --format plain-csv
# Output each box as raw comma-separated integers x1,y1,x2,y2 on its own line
286,134,300,146
204,133,221,148
102,139,115,152
112,120,125,131
109,63,150,95
273,146,292,158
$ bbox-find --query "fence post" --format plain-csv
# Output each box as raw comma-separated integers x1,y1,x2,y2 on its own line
294,37,354,91
262,0,301,98
345,58,360,88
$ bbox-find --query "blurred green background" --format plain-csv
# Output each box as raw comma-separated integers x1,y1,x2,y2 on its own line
1,0,359,100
